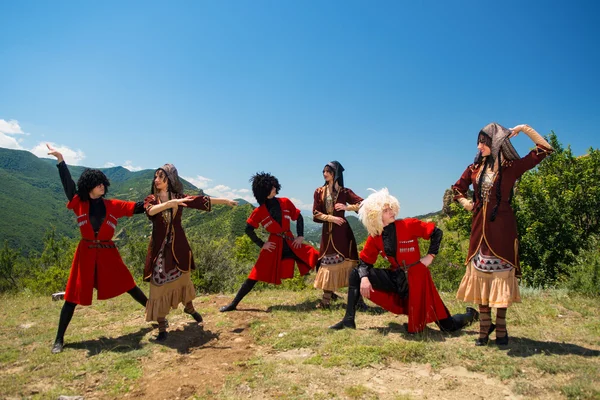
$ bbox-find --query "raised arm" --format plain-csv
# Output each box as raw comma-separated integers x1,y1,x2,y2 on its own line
46,143,76,201
210,197,238,207
510,124,553,149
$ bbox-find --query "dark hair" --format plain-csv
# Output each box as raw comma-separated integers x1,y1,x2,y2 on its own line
474,151,504,222
77,169,110,201
250,172,281,205
150,168,175,198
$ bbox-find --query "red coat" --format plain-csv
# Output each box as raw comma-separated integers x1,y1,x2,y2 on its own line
452,145,553,275
247,198,319,284
359,219,449,333
64,195,137,306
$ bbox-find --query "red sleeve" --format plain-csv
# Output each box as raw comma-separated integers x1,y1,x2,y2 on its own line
66,194,81,210
344,188,363,205
185,194,212,212
109,199,136,218
359,235,381,264
452,165,474,202
246,206,263,228
404,218,436,240
508,145,553,179
284,197,301,221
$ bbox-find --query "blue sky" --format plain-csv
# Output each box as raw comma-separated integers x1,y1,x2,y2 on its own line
1,1,599,216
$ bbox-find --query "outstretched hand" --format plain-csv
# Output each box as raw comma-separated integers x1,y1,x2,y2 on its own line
46,143,64,163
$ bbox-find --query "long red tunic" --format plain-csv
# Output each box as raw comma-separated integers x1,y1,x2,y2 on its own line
247,197,319,284
360,219,449,333
452,145,553,275
64,195,137,306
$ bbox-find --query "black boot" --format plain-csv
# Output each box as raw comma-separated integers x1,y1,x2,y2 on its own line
51,301,76,354
184,303,203,323
495,331,509,346
329,285,359,330
439,306,480,332
127,286,148,307
356,295,369,312
220,279,257,312
474,323,496,346
51,340,64,354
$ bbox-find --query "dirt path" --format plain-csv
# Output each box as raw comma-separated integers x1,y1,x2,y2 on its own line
126,297,267,399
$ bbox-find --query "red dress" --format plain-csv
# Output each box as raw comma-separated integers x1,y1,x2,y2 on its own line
247,198,319,284
360,219,449,333
64,195,137,305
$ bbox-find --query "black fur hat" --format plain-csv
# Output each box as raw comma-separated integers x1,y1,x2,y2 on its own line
77,169,110,201
250,172,281,205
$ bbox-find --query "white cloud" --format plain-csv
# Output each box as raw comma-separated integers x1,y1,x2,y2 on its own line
289,197,313,211
123,160,143,171
0,119,26,150
205,184,255,203
182,175,212,189
30,142,86,165
104,162,116,168
0,133,24,150
0,119,25,135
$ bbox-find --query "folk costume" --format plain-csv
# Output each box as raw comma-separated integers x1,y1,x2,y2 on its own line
330,188,478,333
220,172,319,312
452,123,553,345
312,161,363,308
52,161,147,354
144,164,209,340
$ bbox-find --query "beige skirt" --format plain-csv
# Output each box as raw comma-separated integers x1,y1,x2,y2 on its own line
313,259,357,291
456,262,521,308
145,271,196,322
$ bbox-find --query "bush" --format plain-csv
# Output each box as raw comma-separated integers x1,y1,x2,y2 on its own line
566,236,600,296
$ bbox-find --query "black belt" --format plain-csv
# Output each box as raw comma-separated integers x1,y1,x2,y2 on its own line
83,239,116,249
274,231,292,239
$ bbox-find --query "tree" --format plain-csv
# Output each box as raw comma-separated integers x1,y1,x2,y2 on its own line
514,133,600,287
0,241,21,292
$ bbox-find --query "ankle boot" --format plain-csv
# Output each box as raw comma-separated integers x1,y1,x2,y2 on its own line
495,331,509,346
185,308,203,323
51,340,64,354
474,323,496,346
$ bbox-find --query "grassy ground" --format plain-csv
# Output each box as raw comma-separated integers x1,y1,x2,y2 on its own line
1,287,599,399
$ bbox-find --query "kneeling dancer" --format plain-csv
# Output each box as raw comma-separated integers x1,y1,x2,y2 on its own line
330,188,478,333
220,172,319,312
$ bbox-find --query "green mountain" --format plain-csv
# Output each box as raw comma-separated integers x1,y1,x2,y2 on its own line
1,147,435,255
0,147,253,254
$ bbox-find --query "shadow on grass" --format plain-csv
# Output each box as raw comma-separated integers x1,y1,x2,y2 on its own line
149,323,220,354
67,327,154,356
370,322,478,342
267,299,387,314
504,336,600,358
